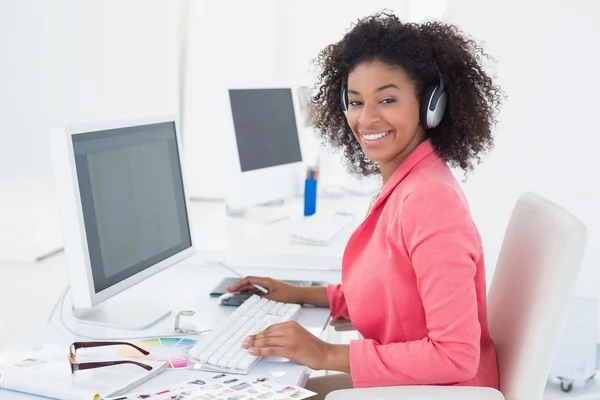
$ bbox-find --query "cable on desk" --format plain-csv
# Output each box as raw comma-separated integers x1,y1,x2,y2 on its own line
47,285,70,324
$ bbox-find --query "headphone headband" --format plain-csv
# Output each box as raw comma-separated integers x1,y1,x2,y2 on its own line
434,62,444,92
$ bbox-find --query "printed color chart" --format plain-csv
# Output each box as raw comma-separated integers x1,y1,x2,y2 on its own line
116,337,198,369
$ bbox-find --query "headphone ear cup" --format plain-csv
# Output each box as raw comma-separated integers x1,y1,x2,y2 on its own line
341,86,348,116
420,85,438,129
430,90,446,128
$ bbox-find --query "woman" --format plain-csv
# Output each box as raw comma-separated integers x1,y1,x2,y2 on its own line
228,11,504,398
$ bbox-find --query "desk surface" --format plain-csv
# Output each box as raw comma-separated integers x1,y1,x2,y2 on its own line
0,263,333,399
186,194,372,270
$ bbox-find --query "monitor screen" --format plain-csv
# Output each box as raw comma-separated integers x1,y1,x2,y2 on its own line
228,88,303,172
71,121,191,293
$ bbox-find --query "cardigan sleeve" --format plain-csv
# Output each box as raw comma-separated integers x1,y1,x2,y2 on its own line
349,182,483,387
326,283,351,320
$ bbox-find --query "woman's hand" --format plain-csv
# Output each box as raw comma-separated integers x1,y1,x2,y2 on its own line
227,276,305,304
241,321,335,371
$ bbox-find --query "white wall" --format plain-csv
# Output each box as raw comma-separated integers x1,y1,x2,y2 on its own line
182,0,289,199
0,0,63,262
442,1,600,300
182,0,410,199
0,0,180,262
409,0,447,21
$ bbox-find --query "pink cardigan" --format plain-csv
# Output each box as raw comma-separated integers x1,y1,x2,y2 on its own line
327,139,499,389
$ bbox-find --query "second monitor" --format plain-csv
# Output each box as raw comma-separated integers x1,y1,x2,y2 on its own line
224,87,306,215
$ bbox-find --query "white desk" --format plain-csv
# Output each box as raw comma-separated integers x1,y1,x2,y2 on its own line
186,194,372,270
0,263,334,399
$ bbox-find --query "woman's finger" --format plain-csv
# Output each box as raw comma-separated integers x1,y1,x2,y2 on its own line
230,284,262,294
247,346,283,357
243,336,286,349
251,323,290,340
226,277,253,292
227,276,270,292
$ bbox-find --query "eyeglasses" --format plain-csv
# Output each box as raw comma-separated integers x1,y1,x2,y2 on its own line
69,341,153,373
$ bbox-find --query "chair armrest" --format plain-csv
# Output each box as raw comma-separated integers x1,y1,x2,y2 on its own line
325,386,504,400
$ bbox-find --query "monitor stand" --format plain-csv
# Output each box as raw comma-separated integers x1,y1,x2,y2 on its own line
72,299,171,331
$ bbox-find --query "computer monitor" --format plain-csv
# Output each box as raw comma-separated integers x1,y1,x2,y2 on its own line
48,116,195,330
224,86,305,215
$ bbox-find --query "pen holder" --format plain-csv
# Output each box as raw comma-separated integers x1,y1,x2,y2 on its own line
304,178,317,216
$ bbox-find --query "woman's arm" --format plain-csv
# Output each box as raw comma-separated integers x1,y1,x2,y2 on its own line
229,277,349,316
323,344,351,373
298,286,330,307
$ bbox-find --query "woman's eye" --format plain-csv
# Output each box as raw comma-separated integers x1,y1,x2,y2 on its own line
381,98,396,104
349,100,362,107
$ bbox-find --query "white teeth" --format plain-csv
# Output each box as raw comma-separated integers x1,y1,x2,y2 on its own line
362,131,391,141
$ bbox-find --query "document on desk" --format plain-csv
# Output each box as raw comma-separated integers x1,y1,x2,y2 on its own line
104,373,316,400
0,345,167,400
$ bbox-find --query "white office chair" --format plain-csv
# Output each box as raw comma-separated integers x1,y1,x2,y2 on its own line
325,192,588,400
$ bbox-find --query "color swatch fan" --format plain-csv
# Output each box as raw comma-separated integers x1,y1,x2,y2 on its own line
116,337,197,369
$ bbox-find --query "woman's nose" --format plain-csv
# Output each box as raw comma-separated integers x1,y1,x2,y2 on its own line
357,102,381,127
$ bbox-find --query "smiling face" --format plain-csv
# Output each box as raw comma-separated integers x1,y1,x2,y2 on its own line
345,60,425,182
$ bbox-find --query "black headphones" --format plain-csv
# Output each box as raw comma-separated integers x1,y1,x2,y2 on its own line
341,63,447,130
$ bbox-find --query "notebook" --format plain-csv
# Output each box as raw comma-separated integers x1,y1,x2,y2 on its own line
0,344,167,400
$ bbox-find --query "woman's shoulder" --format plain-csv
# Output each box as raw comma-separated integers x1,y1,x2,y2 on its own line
393,162,469,210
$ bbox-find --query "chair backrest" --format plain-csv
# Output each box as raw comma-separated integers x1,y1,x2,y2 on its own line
487,192,588,400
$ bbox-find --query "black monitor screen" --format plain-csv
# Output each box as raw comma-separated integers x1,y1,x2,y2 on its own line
228,88,303,172
72,121,192,293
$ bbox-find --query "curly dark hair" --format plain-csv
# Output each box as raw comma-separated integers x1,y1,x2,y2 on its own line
310,11,504,176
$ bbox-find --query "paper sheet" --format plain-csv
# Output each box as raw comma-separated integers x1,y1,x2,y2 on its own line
104,373,316,400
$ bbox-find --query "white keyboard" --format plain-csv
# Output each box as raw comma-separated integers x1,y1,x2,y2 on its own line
289,212,355,245
187,295,301,374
